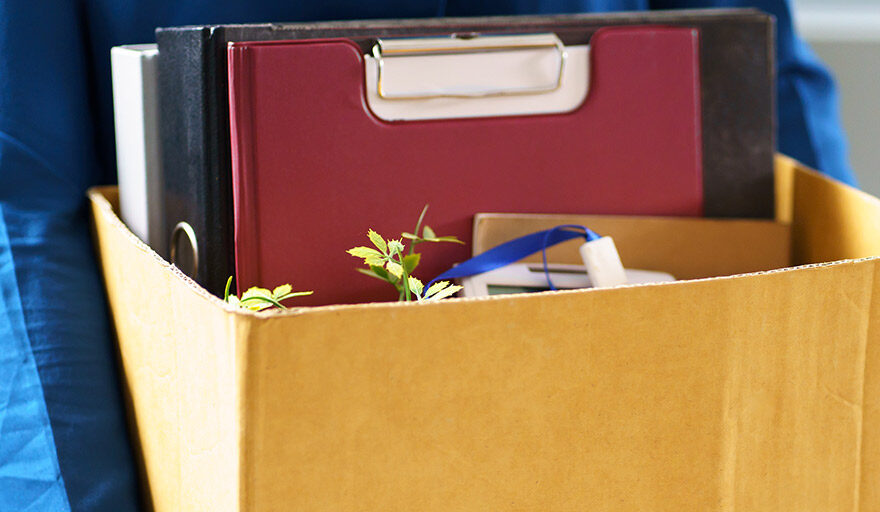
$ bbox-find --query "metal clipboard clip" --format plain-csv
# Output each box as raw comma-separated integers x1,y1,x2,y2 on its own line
371,33,568,100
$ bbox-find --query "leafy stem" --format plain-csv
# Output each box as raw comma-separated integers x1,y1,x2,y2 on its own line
395,244,412,302
348,205,465,302
224,276,313,311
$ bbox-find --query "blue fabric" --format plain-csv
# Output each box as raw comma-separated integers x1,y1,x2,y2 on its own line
0,1,853,511
0,210,69,511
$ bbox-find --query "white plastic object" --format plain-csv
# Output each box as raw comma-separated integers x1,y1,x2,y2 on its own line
579,236,628,288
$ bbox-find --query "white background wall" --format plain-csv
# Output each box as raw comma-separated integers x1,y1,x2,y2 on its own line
792,0,880,193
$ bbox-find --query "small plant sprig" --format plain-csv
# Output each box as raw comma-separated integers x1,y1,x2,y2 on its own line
223,276,313,311
348,206,464,302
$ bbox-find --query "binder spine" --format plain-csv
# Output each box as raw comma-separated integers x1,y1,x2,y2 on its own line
158,27,235,296
205,28,237,293
227,45,260,294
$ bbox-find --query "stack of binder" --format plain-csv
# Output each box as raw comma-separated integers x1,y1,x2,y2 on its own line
112,9,776,306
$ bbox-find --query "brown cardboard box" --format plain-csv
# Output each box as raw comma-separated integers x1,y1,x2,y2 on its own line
90,156,880,511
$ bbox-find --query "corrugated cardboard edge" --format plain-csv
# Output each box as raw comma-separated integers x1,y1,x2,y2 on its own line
90,187,247,511
863,265,880,511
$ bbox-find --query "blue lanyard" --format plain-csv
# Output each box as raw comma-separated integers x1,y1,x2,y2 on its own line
427,225,600,292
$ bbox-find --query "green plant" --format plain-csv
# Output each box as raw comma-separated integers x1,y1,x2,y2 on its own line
223,276,313,311
347,206,464,302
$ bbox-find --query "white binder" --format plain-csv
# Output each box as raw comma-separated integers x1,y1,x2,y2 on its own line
110,44,163,249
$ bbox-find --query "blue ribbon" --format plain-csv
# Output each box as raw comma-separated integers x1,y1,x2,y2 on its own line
427,224,600,293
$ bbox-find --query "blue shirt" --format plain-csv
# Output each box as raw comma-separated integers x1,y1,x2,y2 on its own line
0,1,853,510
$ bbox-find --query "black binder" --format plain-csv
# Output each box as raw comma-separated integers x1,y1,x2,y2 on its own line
156,9,776,296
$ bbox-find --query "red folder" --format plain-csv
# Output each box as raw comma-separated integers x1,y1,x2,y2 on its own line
228,27,703,306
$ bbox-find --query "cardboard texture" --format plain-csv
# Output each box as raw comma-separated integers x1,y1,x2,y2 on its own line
90,156,880,511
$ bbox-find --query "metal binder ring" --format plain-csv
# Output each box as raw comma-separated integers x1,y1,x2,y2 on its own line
170,221,199,276
372,33,568,100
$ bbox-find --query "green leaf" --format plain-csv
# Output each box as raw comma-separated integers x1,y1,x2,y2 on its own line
426,283,462,300
356,268,386,281
433,235,465,244
347,246,384,266
228,282,310,310
424,280,450,298
422,225,436,239
347,246,382,259
367,229,387,253
370,265,393,282
385,260,403,279
238,287,288,310
276,290,314,301
357,265,395,284
272,284,292,298
357,267,397,285
242,299,271,311
387,239,405,255
407,276,424,296
242,287,272,301
239,294,286,310
402,253,421,274
401,232,419,240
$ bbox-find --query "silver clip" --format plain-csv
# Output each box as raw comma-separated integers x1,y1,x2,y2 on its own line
371,33,567,100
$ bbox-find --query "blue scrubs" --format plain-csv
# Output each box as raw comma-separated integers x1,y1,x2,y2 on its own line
0,1,853,510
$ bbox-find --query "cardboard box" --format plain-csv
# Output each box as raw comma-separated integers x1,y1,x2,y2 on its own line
90,156,880,511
